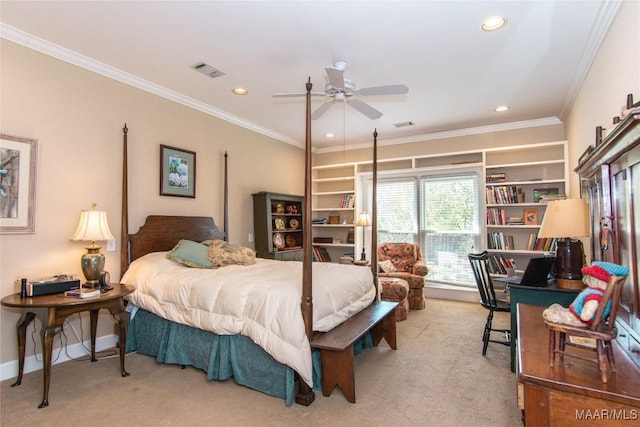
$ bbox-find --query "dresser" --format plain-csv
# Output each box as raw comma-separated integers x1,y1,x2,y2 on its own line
517,303,640,426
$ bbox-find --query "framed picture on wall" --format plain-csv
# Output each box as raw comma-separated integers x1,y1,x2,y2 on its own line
160,145,196,198
0,133,38,234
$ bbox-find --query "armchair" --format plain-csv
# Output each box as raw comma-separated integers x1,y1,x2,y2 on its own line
378,242,428,310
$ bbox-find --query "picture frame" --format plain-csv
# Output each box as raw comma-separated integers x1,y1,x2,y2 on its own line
523,208,538,225
160,144,196,198
533,187,559,203
0,133,38,234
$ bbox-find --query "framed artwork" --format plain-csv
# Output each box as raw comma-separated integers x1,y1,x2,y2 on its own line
524,208,538,225
0,133,38,234
160,145,196,198
533,187,559,203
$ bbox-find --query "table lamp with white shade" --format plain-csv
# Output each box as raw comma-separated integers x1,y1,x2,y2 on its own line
537,198,591,289
70,204,115,287
355,212,372,262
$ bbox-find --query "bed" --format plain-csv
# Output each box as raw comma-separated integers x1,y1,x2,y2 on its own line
120,80,380,406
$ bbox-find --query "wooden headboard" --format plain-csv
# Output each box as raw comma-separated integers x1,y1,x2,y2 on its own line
128,215,225,263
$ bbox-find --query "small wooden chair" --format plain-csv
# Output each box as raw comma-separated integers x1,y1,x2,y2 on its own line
468,251,511,355
545,274,626,383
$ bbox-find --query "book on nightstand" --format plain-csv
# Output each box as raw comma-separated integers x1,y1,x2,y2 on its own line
64,287,101,299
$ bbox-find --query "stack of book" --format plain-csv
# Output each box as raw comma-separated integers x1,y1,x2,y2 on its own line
486,172,506,183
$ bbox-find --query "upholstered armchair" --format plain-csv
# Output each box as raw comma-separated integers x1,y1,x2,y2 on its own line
378,242,429,310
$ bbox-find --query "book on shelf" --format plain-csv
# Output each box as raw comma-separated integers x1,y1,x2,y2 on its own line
506,217,524,225
64,287,101,299
312,246,332,262
486,172,506,183
486,185,523,204
340,194,355,208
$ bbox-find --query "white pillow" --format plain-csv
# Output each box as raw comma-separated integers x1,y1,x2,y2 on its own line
379,259,397,273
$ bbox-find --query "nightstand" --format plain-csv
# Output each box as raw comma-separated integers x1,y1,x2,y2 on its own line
1,283,134,408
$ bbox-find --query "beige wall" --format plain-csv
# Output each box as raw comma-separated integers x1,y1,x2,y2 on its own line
0,40,304,367
565,0,640,198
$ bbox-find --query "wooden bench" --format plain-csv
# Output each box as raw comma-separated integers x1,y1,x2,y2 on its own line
310,300,398,403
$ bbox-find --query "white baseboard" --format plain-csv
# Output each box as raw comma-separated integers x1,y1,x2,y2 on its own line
425,283,480,303
0,334,118,382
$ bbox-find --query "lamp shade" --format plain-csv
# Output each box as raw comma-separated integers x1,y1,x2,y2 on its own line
355,212,372,227
537,199,590,239
70,210,115,242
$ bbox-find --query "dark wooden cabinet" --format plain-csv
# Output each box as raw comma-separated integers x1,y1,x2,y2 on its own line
575,104,640,369
252,192,303,261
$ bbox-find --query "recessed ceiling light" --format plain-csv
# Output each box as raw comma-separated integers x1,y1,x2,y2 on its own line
495,105,509,112
325,133,335,138
232,88,248,95
482,16,507,31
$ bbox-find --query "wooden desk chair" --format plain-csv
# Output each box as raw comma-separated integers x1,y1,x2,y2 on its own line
468,251,511,355
545,274,626,383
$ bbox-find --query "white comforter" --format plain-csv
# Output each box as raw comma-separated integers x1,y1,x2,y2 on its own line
121,252,376,387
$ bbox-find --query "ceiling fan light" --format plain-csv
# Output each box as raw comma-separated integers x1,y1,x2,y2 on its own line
482,16,507,31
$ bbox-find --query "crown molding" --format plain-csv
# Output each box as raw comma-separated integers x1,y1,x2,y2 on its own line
0,23,300,148
313,117,563,154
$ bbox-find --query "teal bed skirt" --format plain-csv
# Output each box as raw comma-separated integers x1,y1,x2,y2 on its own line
126,308,373,406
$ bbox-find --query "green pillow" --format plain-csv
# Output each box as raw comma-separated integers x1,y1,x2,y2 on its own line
167,239,213,268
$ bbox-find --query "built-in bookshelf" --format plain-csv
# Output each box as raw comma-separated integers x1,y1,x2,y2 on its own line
311,163,357,263
484,141,568,274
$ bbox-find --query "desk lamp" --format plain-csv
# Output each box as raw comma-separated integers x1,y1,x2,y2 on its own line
355,212,372,262
70,204,115,287
537,199,590,289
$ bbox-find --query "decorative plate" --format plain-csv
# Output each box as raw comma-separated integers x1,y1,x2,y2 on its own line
285,234,297,247
274,218,286,230
289,218,299,230
273,233,285,249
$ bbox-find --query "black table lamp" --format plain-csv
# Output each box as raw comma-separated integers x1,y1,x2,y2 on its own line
537,199,591,289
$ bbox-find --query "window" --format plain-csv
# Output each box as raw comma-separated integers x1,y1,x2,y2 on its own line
419,172,481,287
364,167,482,288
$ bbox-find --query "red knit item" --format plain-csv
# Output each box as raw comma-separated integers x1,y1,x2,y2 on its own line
581,265,611,282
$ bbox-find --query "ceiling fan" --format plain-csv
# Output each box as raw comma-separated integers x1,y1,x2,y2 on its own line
273,61,409,120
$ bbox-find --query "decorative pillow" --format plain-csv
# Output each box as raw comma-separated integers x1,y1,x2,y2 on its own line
379,259,397,273
167,239,213,268
206,240,256,267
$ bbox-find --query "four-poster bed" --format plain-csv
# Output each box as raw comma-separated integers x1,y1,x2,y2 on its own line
119,80,386,405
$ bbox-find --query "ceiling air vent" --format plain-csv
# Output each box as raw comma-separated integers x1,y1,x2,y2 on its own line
393,121,415,128
192,62,225,79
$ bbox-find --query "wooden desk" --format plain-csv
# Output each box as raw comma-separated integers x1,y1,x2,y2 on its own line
509,283,580,372
517,304,640,426
1,284,134,408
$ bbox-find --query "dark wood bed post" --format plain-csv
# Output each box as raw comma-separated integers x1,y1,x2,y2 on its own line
120,124,129,279
296,77,315,406
223,150,229,242
371,129,378,295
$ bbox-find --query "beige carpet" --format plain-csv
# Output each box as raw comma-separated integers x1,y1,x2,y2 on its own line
1,298,521,427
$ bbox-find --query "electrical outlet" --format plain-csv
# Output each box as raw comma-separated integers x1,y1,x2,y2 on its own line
106,239,116,252
248,233,253,243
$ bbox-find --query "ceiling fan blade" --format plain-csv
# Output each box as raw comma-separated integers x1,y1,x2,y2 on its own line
273,92,325,98
357,84,409,96
347,98,383,120
325,67,345,90
312,101,333,120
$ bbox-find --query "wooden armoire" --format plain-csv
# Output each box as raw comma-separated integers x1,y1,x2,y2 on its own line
575,94,640,369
